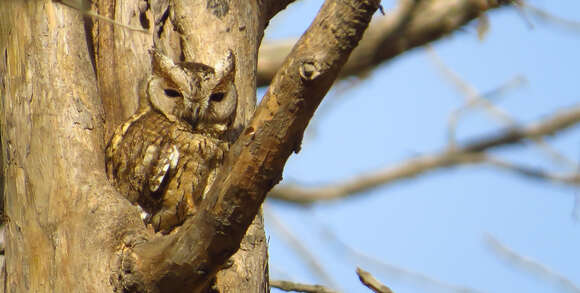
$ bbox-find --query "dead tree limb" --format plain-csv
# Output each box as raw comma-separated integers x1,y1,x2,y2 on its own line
486,235,580,293
269,106,580,204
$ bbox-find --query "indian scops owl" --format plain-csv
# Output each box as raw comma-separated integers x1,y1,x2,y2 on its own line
105,50,237,233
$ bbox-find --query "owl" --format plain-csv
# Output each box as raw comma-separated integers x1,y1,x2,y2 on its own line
105,50,237,233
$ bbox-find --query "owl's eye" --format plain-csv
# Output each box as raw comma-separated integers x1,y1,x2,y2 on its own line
209,92,225,102
164,89,182,98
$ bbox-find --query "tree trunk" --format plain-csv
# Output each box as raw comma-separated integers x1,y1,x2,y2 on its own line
0,0,267,291
0,2,129,291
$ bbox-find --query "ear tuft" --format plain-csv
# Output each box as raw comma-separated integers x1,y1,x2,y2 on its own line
149,49,191,92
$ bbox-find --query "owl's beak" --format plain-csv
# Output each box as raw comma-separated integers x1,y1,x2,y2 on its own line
183,104,201,127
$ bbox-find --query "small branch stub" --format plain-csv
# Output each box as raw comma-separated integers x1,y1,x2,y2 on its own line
299,61,322,81
357,268,393,293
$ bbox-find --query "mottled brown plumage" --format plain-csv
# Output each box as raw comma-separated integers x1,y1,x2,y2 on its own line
106,50,237,233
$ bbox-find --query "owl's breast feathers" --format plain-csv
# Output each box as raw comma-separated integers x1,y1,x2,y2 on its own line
105,110,229,233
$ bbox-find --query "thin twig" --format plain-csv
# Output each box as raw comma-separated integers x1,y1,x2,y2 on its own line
447,75,527,149
270,280,339,293
426,46,578,170
356,268,393,293
522,3,580,33
486,235,580,293
56,0,150,33
511,0,534,29
484,156,580,184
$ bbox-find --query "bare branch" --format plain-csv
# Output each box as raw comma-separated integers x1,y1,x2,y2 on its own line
463,106,580,152
270,152,484,203
269,106,580,204
522,3,580,33
427,46,578,169
486,235,580,293
447,75,527,148
356,268,393,293
426,46,519,145
258,0,513,86
484,157,580,184
271,269,394,293
120,0,381,291
270,280,339,293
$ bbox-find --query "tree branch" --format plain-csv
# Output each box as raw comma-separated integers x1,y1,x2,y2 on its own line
427,46,576,168
484,156,580,184
463,106,580,152
522,2,580,33
269,106,580,204
120,0,381,291
357,268,393,293
257,0,513,87
270,280,339,293
486,235,580,293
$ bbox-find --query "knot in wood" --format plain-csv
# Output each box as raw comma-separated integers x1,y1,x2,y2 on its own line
299,61,321,81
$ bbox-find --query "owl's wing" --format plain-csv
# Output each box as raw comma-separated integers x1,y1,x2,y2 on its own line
149,144,180,193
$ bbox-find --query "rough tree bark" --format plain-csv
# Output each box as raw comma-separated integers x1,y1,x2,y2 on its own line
0,0,378,292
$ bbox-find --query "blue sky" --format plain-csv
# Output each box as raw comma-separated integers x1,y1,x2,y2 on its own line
261,1,580,293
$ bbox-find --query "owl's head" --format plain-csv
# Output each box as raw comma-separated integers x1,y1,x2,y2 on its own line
146,50,237,136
